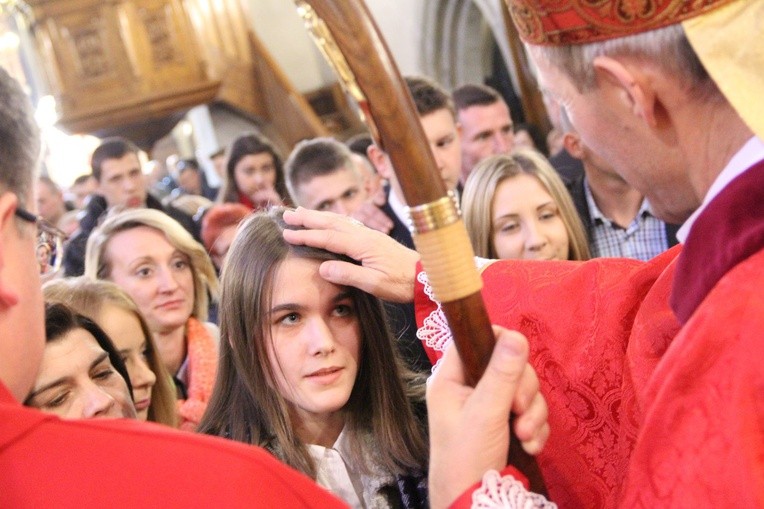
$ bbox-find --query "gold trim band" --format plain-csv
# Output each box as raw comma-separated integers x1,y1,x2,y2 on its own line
406,191,461,234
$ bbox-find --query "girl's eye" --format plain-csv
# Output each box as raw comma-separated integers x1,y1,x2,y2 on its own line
280,313,300,325
135,267,152,277
539,210,557,221
333,304,354,317
436,136,454,148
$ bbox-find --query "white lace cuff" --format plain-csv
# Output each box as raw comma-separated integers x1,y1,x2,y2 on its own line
471,470,556,509
416,270,452,376
417,258,496,376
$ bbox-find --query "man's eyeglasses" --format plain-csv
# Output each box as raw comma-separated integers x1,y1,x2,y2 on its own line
15,207,68,277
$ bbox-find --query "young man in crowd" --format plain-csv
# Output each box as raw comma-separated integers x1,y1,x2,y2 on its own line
67,174,97,209
452,83,515,184
368,76,463,249
285,137,391,233
35,176,71,227
62,137,199,276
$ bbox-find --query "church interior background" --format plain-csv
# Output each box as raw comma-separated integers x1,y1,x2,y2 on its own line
0,0,549,188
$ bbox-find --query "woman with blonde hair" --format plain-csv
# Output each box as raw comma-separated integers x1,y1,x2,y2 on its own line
85,208,219,430
198,208,428,508
462,149,590,261
43,277,177,427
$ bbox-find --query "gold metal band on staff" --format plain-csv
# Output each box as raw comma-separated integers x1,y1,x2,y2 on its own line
407,192,482,303
405,190,460,234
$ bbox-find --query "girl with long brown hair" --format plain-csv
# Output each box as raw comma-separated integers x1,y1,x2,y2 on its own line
198,208,428,508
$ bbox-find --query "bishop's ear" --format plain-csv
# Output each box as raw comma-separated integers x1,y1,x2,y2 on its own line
592,56,658,128
0,192,21,309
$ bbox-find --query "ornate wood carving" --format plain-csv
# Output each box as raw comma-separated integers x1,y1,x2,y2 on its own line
68,20,111,80
22,0,358,149
26,0,219,139
139,4,177,65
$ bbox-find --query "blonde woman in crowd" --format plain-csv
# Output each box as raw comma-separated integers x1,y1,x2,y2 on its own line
43,277,177,427
462,149,590,261
85,208,219,430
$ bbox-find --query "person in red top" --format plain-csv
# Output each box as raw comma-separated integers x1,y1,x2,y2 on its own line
283,1,764,504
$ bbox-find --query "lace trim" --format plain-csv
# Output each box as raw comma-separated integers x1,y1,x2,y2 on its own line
415,271,452,375
416,258,497,375
472,471,557,509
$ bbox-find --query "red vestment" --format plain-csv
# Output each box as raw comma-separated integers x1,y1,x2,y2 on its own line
0,383,346,508
416,160,764,507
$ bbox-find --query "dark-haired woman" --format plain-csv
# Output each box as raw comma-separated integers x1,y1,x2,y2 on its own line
25,303,136,420
218,132,291,210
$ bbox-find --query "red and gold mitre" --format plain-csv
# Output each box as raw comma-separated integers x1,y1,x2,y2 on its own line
506,0,740,45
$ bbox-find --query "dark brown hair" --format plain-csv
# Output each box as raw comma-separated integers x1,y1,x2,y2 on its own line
219,132,290,205
36,302,133,398
452,83,503,111
284,137,356,201
405,75,455,118
91,137,140,182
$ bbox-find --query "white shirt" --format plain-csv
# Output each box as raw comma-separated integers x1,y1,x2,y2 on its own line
307,429,393,509
388,189,409,229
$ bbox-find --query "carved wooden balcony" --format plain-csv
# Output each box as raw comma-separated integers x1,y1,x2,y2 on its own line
27,0,220,146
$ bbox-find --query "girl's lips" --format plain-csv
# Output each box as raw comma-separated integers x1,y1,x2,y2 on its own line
307,367,342,377
134,398,151,411
305,367,343,384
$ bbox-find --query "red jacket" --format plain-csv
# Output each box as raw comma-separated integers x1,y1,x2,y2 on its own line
0,383,346,508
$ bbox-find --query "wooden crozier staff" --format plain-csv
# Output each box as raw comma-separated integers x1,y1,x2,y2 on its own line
294,0,547,496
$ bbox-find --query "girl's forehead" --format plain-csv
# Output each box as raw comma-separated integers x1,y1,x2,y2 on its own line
271,258,346,301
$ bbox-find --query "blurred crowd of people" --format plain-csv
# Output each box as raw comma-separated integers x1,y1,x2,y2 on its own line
3,0,762,507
